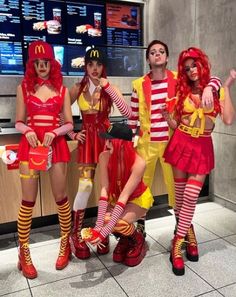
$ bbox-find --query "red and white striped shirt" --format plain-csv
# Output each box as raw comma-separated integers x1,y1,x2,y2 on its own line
129,78,170,142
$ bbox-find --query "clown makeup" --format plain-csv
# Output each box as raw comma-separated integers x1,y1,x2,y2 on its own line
184,58,199,82
148,44,168,67
34,59,51,79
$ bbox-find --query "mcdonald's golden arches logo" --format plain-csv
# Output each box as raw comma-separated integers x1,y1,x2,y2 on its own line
35,45,45,55
90,50,99,58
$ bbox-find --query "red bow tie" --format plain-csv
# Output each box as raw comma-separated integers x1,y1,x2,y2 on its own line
36,78,52,86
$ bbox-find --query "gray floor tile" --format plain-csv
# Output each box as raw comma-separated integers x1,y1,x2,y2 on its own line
3,289,32,297
223,235,236,246
186,238,236,288
0,236,16,251
31,269,127,297
194,202,224,214
0,247,29,296
108,253,212,297
193,208,236,237
218,283,236,297
26,240,104,287
196,291,224,297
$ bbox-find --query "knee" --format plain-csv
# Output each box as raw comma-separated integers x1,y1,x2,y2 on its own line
78,178,93,192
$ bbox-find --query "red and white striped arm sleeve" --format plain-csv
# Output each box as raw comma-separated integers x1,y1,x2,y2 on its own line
208,76,222,91
59,113,77,140
127,89,139,135
103,83,132,118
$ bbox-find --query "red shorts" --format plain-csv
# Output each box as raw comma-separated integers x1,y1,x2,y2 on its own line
163,128,214,175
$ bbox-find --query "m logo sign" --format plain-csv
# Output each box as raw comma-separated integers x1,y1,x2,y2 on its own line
35,45,45,55
90,50,99,58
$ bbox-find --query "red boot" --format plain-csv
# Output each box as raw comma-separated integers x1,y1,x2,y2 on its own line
124,230,147,267
170,235,185,276
113,235,130,263
97,236,110,255
70,210,91,259
56,234,71,270
18,242,37,279
185,224,199,262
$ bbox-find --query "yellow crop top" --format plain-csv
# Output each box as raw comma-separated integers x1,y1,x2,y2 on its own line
181,88,225,134
77,92,100,111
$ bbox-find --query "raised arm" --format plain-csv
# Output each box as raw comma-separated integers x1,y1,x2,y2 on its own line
99,78,132,118
220,69,236,125
202,76,222,108
127,88,139,136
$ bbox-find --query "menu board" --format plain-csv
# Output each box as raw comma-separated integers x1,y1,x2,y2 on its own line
0,0,22,41
106,46,143,77
66,45,87,75
52,44,67,75
66,1,106,45
106,3,142,46
22,0,66,44
0,41,24,74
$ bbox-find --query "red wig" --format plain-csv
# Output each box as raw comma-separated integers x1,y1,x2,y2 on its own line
77,62,113,122
108,139,136,200
175,47,220,122
22,59,62,94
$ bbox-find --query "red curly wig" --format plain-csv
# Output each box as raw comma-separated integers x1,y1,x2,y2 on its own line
22,59,62,94
175,47,220,122
107,139,136,201
77,61,113,122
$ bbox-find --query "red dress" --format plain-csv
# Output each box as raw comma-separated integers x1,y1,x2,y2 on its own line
18,84,70,163
78,112,110,164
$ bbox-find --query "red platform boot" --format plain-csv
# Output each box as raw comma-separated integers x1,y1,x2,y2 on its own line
124,230,147,267
17,242,37,279
185,224,199,262
170,234,185,276
97,236,110,255
56,234,71,270
113,235,130,263
70,210,91,259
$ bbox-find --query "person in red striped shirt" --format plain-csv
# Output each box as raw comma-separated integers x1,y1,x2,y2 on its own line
162,48,235,276
128,40,221,236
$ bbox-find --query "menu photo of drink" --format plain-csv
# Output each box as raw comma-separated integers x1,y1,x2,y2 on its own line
66,1,106,45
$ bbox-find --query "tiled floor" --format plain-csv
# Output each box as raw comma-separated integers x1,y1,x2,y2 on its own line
1,201,236,297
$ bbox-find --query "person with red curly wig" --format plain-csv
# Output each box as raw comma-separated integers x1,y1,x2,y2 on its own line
81,123,153,267
68,48,131,260
15,40,73,279
162,47,235,276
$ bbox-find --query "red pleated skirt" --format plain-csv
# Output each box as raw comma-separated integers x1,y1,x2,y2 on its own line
78,113,110,164
18,126,70,163
163,128,214,175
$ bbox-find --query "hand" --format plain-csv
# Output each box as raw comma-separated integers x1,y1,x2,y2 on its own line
75,130,86,143
160,103,170,120
43,132,56,147
90,236,103,247
202,86,214,109
94,77,108,88
224,69,236,88
25,131,38,148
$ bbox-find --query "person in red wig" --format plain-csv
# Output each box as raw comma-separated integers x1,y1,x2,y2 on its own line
162,47,236,276
81,122,153,267
68,48,132,260
15,40,73,279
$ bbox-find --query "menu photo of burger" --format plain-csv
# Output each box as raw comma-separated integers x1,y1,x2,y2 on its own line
33,20,61,34
76,24,102,37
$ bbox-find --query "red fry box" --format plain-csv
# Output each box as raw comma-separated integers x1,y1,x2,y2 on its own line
29,145,52,171
5,144,19,170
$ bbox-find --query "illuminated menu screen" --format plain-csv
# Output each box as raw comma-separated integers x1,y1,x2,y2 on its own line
0,0,22,41
22,0,66,44
0,42,24,74
66,1,106,45
106,47,143,77
106,3,142,46
66,45,86,75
